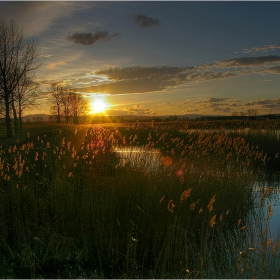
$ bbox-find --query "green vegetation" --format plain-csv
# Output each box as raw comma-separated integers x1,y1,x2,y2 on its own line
0,120,280,278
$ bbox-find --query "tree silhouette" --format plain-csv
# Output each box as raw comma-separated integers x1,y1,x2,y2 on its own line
0,20,41,137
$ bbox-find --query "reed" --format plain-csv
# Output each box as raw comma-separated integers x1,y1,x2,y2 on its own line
0,121,279,278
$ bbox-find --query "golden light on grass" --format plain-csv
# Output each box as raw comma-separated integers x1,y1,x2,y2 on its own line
1,120,280,278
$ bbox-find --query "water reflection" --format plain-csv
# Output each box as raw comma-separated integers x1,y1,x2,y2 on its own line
114,146,163,173
115,147,280,233
115,146,280,254
113,143,280,277
253,182,280,240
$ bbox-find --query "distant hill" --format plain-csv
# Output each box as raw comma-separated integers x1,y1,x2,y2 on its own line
22,114,51,122
21,113,203,123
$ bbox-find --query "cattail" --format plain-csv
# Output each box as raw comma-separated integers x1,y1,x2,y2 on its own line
190,202,196,210
180,177,185,184
180,188,192,202
267,238,274,247
273,241,280,252
209,214,216,227
267,203,273,219
167,199,176,213
260,186,272,209
207,195,216,212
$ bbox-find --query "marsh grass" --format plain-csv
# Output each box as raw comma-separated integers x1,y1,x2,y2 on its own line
0,121,279,278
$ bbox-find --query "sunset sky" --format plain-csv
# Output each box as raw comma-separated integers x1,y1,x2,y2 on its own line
1,1,280,117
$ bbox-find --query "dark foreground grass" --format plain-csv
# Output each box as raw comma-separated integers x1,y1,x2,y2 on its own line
0,122,279,278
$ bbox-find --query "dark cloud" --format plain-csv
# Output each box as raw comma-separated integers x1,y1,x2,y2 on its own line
208,97,229,103
186,71,236,83
243,44,280,54
212,107,231,113
196,102,229,108
244,99,280,109
77,53,280,95
95,66,192,80
133,14,161,28
266,65,280,74
89,66,236,94
218,55,280,68
178,96,280,115
245,99,272,106
80,76,170,95
193,98,232,114
67,31,120,45
125,107,154,116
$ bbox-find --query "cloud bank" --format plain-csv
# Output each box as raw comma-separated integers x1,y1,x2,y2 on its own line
176,97,280,115
78,55,280,95
116,97,280,117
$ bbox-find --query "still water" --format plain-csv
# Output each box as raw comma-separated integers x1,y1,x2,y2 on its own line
115,146,280,255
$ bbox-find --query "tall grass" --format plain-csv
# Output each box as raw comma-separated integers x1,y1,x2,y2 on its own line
0,121,279,278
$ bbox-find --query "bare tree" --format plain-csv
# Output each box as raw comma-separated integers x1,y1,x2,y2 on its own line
49,85,88,124
50,84,65,124
61,89,72,123
14,73,41,130
68,90,88,125
247,109,259,116
0,20,41,137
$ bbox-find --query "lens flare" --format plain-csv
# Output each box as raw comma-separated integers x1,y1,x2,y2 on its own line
162,156,173,167
176,168,184,177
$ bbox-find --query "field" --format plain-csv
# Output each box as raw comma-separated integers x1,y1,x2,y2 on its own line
0,120,280,278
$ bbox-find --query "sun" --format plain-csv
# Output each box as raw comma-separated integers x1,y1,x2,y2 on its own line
90,96,108,114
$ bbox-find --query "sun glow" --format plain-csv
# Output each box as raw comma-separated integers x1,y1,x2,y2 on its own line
90,95,109,114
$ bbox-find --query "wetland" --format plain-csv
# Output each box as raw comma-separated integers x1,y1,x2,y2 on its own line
0,120,280,278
